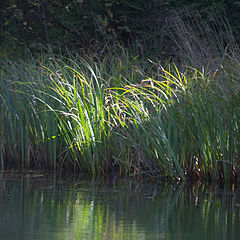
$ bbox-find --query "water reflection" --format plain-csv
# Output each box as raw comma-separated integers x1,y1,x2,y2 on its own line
0,173,240,240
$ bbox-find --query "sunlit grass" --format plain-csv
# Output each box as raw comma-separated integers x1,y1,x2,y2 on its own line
0,50,239,182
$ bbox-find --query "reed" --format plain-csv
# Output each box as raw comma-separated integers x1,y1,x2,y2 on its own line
118,62,239,181
0,55,63,170
0,49,239,182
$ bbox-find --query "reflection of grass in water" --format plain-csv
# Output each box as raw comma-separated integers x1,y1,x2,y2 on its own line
168,184,240,240
1,176,240,239
0,49,240,182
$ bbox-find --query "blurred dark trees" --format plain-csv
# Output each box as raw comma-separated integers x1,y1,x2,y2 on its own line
0,0,239,54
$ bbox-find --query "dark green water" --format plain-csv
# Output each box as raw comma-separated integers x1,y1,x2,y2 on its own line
1,173,240,240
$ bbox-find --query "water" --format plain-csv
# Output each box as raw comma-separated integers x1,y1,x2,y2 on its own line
0,173,240,240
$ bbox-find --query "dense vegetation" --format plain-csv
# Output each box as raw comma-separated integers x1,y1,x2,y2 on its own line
0,0,240,182
1,0,240,57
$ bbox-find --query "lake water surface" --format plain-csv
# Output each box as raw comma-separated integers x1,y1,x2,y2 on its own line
0,172,240,240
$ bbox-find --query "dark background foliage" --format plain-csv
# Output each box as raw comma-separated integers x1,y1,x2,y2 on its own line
0,0,240,56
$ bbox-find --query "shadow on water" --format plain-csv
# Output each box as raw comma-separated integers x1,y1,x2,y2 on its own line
0,172,240,240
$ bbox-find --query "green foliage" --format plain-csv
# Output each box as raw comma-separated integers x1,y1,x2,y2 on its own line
1,4,240,181
1,0,239,57
0,49,239,182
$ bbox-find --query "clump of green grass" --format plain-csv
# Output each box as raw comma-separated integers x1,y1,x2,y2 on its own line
0,49,239,183
114,61,240,182
0,55,64,171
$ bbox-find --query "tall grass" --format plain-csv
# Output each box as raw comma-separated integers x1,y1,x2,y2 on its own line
0,55,63,171
0,47,239,182
166,10,239,70
124,64,240,182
